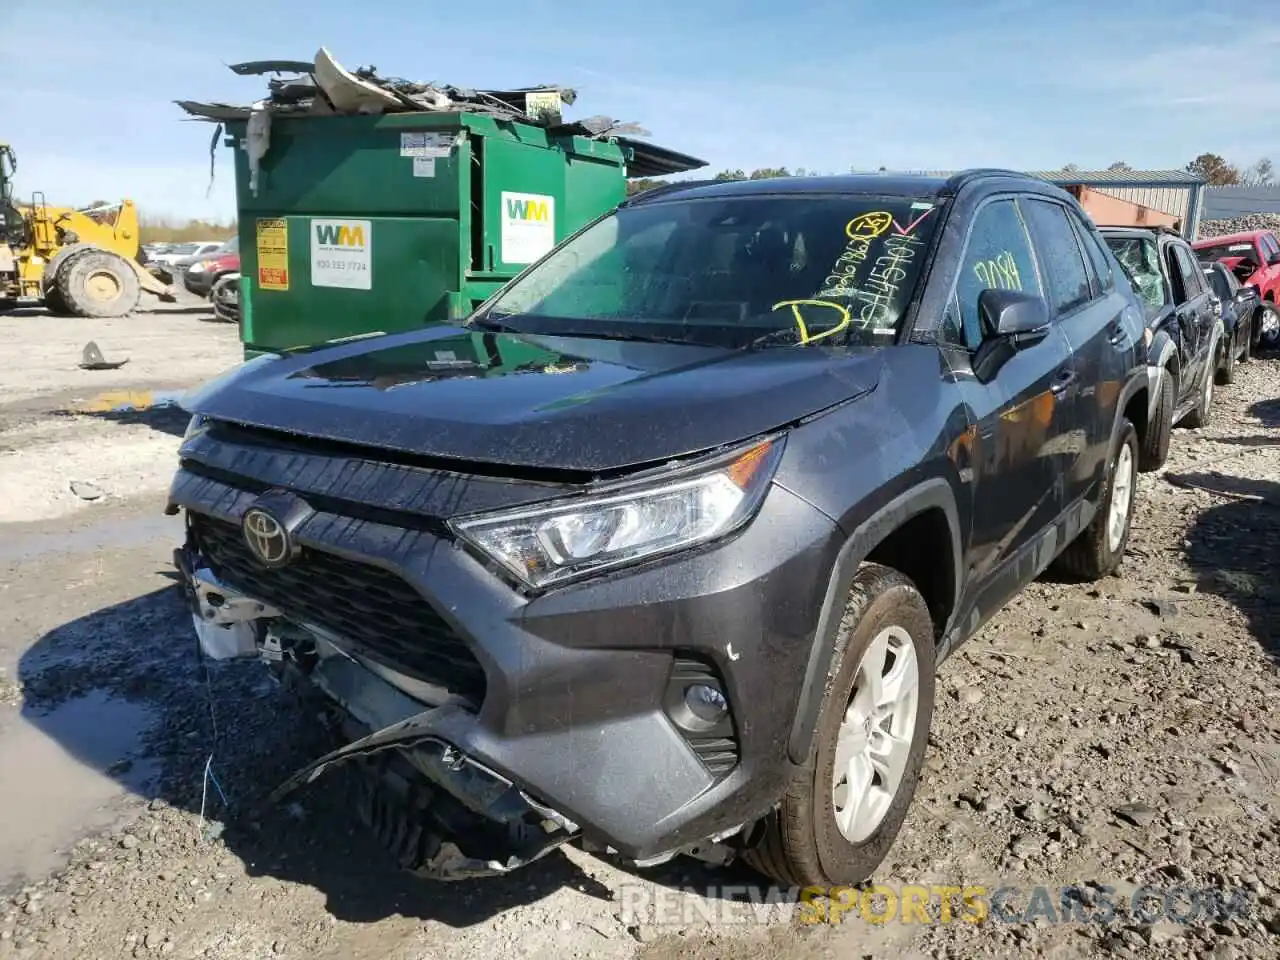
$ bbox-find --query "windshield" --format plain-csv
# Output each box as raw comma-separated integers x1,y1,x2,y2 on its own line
1194,240,1258,267
482,194,942,349
1104,235,1164,309
218,235,239,254
170,243,199,255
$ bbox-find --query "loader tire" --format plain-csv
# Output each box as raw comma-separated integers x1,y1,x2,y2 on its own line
57,250,141,318
43,279,74,316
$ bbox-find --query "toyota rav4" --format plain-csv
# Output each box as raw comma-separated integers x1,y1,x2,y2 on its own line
170,169,1150,887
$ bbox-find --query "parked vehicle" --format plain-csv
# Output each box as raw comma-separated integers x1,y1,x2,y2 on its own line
1202,262,1260,384
183,237,240,298
171,170,1150,888
209,272,239,324
149,241,222,268
1192,229,1280,350
1101,225,1224,469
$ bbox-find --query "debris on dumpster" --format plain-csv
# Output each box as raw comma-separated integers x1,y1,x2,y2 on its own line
176,47,650,141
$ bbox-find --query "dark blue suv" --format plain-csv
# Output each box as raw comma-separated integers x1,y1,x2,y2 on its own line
172,169,1151,887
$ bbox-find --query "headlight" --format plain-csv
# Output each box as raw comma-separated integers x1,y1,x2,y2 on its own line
181,413,208,443
451,437,785,589
188,261,209,274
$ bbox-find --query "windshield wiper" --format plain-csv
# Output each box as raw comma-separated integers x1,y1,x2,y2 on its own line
743,326,806,350
468,314,523,334
552,330,708,347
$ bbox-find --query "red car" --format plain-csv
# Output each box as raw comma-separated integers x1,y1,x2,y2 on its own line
1193,229,1280,347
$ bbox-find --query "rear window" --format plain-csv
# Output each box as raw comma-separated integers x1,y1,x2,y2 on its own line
1194,240,1259,265
485,194,943,349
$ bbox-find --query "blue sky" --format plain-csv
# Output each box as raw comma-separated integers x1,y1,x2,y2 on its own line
2,0,1277,220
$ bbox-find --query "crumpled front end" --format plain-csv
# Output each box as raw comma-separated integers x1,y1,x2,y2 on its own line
175,535,579,881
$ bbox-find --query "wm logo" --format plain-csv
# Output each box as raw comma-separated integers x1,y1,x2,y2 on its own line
505,198,549,221
315,223,365,246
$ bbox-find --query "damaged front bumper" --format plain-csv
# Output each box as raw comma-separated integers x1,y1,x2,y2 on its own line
175,540,579,881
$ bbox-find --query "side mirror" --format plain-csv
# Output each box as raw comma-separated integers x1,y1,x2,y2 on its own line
972,289,1052,383
980,288,1051,347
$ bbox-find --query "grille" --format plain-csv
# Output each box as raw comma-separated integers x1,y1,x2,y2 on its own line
190,512,486,703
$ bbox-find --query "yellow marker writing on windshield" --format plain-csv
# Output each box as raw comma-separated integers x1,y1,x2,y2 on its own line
772,299,852,344
846,211,893,240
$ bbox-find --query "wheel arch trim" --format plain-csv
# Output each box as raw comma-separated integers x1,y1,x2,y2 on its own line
786,477,961,765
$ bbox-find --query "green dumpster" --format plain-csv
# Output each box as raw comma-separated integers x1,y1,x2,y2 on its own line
223,110,704,356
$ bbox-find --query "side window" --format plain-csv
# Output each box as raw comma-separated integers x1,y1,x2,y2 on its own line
1172,245,1205,299
1263,233,1280,260
950,199,1042,351
1021,199,1092,315
1072,215,1115,293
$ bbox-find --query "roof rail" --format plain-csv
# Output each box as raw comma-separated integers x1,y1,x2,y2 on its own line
942,168,1037,194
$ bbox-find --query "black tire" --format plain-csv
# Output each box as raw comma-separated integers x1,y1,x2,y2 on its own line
1216,332,1236,385
1182,359,1214,429
1054,420,1138,580
57,251,141,318
42,278,74,316
741,563,935,887
1138,370,1173,472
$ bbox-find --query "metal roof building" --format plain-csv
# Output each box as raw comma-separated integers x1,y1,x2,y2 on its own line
854,168,1209,238
1029,169,1207,238
1201,185,1280,220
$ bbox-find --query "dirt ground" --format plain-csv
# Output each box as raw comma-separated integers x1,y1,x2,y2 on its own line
0,307,1277,960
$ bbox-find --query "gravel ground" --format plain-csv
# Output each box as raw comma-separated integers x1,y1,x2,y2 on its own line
0,323,1277,959
0,302,241,524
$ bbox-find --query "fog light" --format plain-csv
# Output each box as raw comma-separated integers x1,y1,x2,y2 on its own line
685,683,728,723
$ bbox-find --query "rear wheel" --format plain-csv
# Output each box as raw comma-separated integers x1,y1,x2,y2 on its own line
741,563,935,886
1054,420,1138,581
56,251,141,318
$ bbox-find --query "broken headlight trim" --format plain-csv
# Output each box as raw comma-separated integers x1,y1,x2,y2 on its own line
451,437,784,589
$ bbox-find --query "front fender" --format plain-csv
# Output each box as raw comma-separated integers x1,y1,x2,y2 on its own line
785,476,961,765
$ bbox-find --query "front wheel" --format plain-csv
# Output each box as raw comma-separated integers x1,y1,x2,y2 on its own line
1054,420,1138,581
741,563,935,887
1182,359,1214,429
1138,371,1174,472
1216,330,1237,385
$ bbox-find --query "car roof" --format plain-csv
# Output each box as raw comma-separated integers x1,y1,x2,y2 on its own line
1098,225,1183,241
1192,230,1268,246
620,168,1065,206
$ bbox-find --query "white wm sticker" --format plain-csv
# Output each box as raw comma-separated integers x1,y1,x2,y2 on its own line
500,192,555,265
311,218,371,290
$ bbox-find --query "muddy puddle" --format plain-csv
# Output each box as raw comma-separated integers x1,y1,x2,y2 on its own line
0,689,157,892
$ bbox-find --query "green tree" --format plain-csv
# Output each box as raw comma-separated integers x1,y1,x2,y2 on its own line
1185,153,1241,186
713,169,746,181
625,178,665,196
748,167,790,180
1107,161,1133,172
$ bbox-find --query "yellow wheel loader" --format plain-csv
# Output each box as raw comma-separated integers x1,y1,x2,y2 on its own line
0,143,176,317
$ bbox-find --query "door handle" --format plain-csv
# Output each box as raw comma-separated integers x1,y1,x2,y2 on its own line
1107,323,1127,345
1050,370,1077,396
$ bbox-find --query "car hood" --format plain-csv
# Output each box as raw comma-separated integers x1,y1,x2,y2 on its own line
183,325,881,473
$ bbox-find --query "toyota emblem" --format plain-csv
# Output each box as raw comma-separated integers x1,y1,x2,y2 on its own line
242,507,293,567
